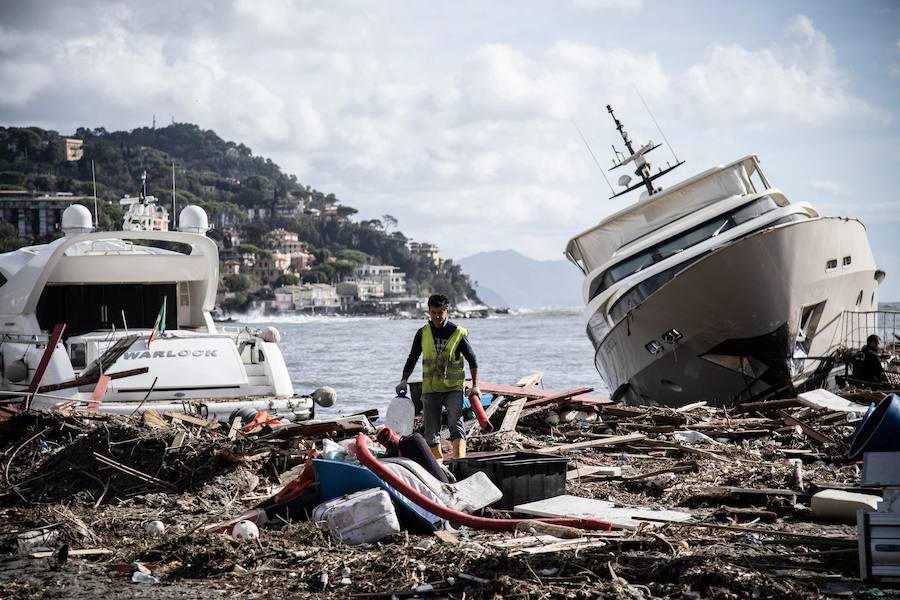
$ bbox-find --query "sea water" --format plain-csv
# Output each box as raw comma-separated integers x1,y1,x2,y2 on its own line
235,309,607,419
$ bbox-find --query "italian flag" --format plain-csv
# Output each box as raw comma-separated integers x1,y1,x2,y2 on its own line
148,297,167,348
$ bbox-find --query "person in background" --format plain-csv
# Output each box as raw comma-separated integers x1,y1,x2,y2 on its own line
396,293,480,460
859,334,887,383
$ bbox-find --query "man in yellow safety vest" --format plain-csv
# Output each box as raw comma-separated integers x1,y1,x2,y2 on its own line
396,293,480,460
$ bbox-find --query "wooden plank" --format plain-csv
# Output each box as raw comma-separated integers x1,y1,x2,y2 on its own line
24,323,66,410
601,406,648,418
535,432,646,454
37,367,149,393
93,452,178,491
499,398,527,432
567,465,621,480
169,431,186,451
31,548,112,559
79,334,140,379
476,382,610,404
433,530,460,545
87,375,111,412
675,401,708,413
523,386,594,409
517,539,607,555
165,412,214,427
227,416,242,440
733,398,803,413
514,372,543,387
778,410,836,446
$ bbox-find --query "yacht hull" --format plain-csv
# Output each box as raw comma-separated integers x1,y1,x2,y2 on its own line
591,217,879,406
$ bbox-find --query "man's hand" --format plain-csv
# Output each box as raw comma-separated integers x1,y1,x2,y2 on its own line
468,385,481,399
395,380,408,396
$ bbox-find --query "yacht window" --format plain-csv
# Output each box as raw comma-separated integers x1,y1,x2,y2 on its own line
595,195,780,300
826,259,838,271
605,211,809,324
856,290,863,306
843,256,852,266
0,273,5,288
586,311,611,347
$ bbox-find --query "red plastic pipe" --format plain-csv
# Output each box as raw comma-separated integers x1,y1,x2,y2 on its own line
354,434,612,531
469,393,494,432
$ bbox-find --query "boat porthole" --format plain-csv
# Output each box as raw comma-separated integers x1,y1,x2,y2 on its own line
660,379,683,392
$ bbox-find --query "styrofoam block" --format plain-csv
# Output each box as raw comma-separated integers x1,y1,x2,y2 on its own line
811,489,881,522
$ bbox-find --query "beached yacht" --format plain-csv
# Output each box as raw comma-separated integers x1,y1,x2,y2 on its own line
565,106,884,406
0,180,324,419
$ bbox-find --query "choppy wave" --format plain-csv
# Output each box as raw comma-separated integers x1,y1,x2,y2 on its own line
225,311,382,325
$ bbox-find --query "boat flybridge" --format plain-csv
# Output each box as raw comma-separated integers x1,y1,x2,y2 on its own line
0,181,330,420
565,105,884,407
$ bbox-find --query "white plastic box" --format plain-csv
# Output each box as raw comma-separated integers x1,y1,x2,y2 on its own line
313,487,400,545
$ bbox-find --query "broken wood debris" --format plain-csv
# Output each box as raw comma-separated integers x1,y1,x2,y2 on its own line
0,380,885,598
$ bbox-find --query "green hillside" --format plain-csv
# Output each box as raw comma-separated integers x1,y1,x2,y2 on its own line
0,124,477,306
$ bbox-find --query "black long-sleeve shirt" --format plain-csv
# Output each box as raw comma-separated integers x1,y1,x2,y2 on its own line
860,346,887,383
403,321,477,376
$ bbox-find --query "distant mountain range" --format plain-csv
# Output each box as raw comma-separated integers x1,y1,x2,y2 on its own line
458,249,583,309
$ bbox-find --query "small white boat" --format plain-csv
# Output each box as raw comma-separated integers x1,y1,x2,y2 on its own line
0,176,330,420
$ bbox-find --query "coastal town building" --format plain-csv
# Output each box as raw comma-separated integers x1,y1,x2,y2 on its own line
336,280,384,303
222,258,241,275
409,241,441,266
57,138,84,161
0,191,91,239
355,264,406,296
292,283,340,313
273,286,295,312
251,251,291,283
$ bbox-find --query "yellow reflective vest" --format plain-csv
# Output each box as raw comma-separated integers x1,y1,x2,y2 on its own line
421,323,468,393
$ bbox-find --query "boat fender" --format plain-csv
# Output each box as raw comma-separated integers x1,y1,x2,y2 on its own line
6,359,28,383
261,326,281,343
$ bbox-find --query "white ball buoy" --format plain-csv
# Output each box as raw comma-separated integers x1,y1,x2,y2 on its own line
145,520,166,537
232,520,259,541
6,359,28,383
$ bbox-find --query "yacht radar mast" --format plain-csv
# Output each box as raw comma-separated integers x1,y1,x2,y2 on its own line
120,171,171,232
607,104,684,200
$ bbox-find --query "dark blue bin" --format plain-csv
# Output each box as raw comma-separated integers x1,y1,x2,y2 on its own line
848,393,900,459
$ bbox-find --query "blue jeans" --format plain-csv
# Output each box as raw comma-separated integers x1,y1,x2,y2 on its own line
422,390,465,446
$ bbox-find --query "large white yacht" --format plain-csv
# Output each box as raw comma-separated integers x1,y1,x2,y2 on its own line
0,180,324,419
565,106,884,406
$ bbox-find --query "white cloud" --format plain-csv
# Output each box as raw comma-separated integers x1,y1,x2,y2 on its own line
808,179,848,196
683,15,880,125
572,0,643,10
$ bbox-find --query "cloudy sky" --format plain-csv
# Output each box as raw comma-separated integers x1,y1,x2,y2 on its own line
2,0,899,298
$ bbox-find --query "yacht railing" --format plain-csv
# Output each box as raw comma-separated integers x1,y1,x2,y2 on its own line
839,310,900,352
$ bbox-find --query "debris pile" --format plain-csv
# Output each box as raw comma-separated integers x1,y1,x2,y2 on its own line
2,385,899,599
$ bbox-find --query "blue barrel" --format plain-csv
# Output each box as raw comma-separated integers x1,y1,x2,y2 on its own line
848,394,900,459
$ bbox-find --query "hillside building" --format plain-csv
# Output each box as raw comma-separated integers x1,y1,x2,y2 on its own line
409,241,441,266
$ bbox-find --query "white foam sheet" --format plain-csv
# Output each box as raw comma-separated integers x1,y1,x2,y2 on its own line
513,494,692,530
797,389,870,414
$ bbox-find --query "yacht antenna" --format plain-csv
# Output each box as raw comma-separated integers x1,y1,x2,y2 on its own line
571,119,615,195
606,104,684,200
91,160,98,227
140,171,147,203
634,85,681,164
171,161,176,230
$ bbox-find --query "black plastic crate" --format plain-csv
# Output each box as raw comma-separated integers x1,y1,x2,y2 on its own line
450,451,568,509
